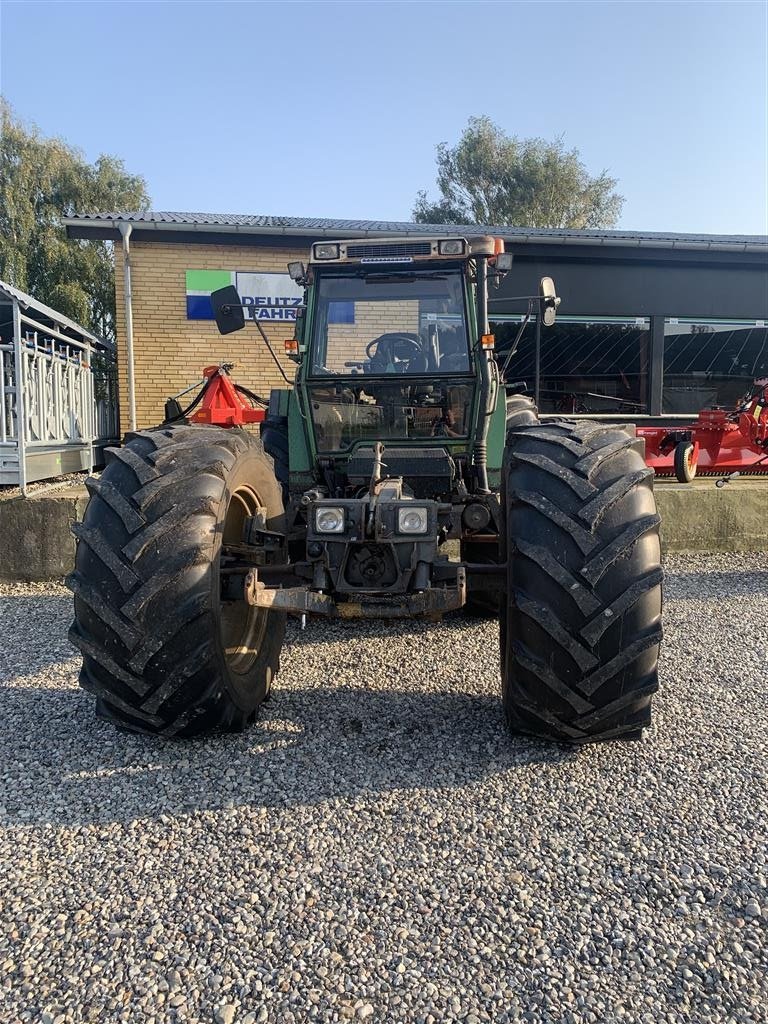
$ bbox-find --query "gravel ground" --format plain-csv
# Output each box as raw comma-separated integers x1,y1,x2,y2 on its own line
0,471,94,502
1,553,767,1024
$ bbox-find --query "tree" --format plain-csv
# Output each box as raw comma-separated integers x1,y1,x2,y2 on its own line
0,100,150,338
413,116,623,230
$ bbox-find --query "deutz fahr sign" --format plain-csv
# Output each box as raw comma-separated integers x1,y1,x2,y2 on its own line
185,270,303,322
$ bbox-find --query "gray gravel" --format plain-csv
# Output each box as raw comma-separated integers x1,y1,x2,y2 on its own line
1,553,767,1024
0,470,93,502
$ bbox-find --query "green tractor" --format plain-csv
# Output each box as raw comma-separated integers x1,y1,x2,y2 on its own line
68,234,663,742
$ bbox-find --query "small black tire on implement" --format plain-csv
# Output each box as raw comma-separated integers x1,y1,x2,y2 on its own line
674,441,697,483
67,425,286,737
501,419,663,743
462,393,540,617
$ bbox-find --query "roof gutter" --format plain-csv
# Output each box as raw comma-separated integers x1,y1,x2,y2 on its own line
62,217,768,254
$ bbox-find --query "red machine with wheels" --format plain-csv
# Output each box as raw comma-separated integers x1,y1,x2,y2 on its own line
637,378,768,482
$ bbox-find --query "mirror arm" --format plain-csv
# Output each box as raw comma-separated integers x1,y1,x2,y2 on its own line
499,298,536,380
488,294,544,304
253,319,294,386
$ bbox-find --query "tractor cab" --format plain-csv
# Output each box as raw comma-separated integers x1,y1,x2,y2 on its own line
296,236,487,481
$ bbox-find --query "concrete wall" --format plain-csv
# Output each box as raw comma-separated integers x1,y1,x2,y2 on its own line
2,480,766,581
0,489,88,581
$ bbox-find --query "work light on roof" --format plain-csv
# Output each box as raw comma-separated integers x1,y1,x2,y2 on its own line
438,239,466,256
313,243,340,261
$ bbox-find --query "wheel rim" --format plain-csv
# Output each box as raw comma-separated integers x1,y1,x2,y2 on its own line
219,485,268,675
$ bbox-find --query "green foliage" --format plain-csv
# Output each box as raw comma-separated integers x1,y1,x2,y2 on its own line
0,99,149,338
413,116,623,230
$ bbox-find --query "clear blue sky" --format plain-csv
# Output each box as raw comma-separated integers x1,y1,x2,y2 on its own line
2,0,767,235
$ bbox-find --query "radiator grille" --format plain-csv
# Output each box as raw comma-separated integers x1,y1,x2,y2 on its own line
346,241,433,259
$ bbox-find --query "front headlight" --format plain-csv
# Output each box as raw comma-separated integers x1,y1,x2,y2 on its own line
315,506,345,533
397,506,428,534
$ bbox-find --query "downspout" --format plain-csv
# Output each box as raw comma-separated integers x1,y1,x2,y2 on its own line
118,222,137,432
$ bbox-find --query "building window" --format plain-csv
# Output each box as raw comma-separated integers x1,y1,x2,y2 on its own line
493,316,650,415
662,320,768,413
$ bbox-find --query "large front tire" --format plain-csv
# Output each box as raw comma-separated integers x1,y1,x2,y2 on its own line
68,425,286,737
501,420,663,743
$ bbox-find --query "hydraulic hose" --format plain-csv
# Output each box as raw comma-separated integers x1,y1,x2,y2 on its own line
234,384,267,407
162,376,212,424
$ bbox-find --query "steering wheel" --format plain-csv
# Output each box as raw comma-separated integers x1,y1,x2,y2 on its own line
366,332,424,371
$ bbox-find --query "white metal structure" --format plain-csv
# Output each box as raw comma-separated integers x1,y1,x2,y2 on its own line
0,281,119,490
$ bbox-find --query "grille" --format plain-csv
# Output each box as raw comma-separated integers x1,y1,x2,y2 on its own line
346,241,433,259
346,447,455,499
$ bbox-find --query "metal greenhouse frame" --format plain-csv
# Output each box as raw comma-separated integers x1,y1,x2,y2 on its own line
0,280,119,491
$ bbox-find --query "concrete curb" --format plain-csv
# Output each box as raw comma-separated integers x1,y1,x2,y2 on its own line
0,489,88,582
655,479,767,553
0,480,765,581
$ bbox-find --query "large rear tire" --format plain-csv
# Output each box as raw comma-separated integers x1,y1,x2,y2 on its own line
68,425,286,737
501,419,663,743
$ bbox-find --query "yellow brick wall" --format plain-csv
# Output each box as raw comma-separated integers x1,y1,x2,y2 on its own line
114,240,307,430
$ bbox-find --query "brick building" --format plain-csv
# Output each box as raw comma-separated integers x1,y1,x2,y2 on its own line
65,212,768,433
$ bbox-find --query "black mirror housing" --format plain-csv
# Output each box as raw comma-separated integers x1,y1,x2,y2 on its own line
211,285,245,335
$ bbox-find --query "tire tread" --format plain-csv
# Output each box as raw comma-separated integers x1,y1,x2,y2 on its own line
502,418,663,743
68,425,284,737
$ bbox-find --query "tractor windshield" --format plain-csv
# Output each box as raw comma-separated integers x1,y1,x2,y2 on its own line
309,269,470,377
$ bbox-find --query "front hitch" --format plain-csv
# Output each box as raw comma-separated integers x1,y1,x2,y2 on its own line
243,566,467,619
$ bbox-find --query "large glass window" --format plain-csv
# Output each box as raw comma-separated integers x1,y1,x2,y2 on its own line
308,381,474,452
310,270,470,376
493,317,650,414
662,321,768,413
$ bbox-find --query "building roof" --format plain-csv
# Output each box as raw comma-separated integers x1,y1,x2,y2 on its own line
64,210,768,253
0,279,108,348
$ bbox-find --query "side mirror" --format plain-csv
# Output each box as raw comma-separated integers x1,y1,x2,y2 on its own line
539,276,561,327
211,285,245,335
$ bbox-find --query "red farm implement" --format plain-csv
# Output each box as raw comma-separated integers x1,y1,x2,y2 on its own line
637,378,768,484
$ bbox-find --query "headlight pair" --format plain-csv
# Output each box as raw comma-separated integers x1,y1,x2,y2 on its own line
313,505,429,535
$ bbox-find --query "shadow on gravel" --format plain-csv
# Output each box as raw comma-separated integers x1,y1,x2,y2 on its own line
0,683,577,827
